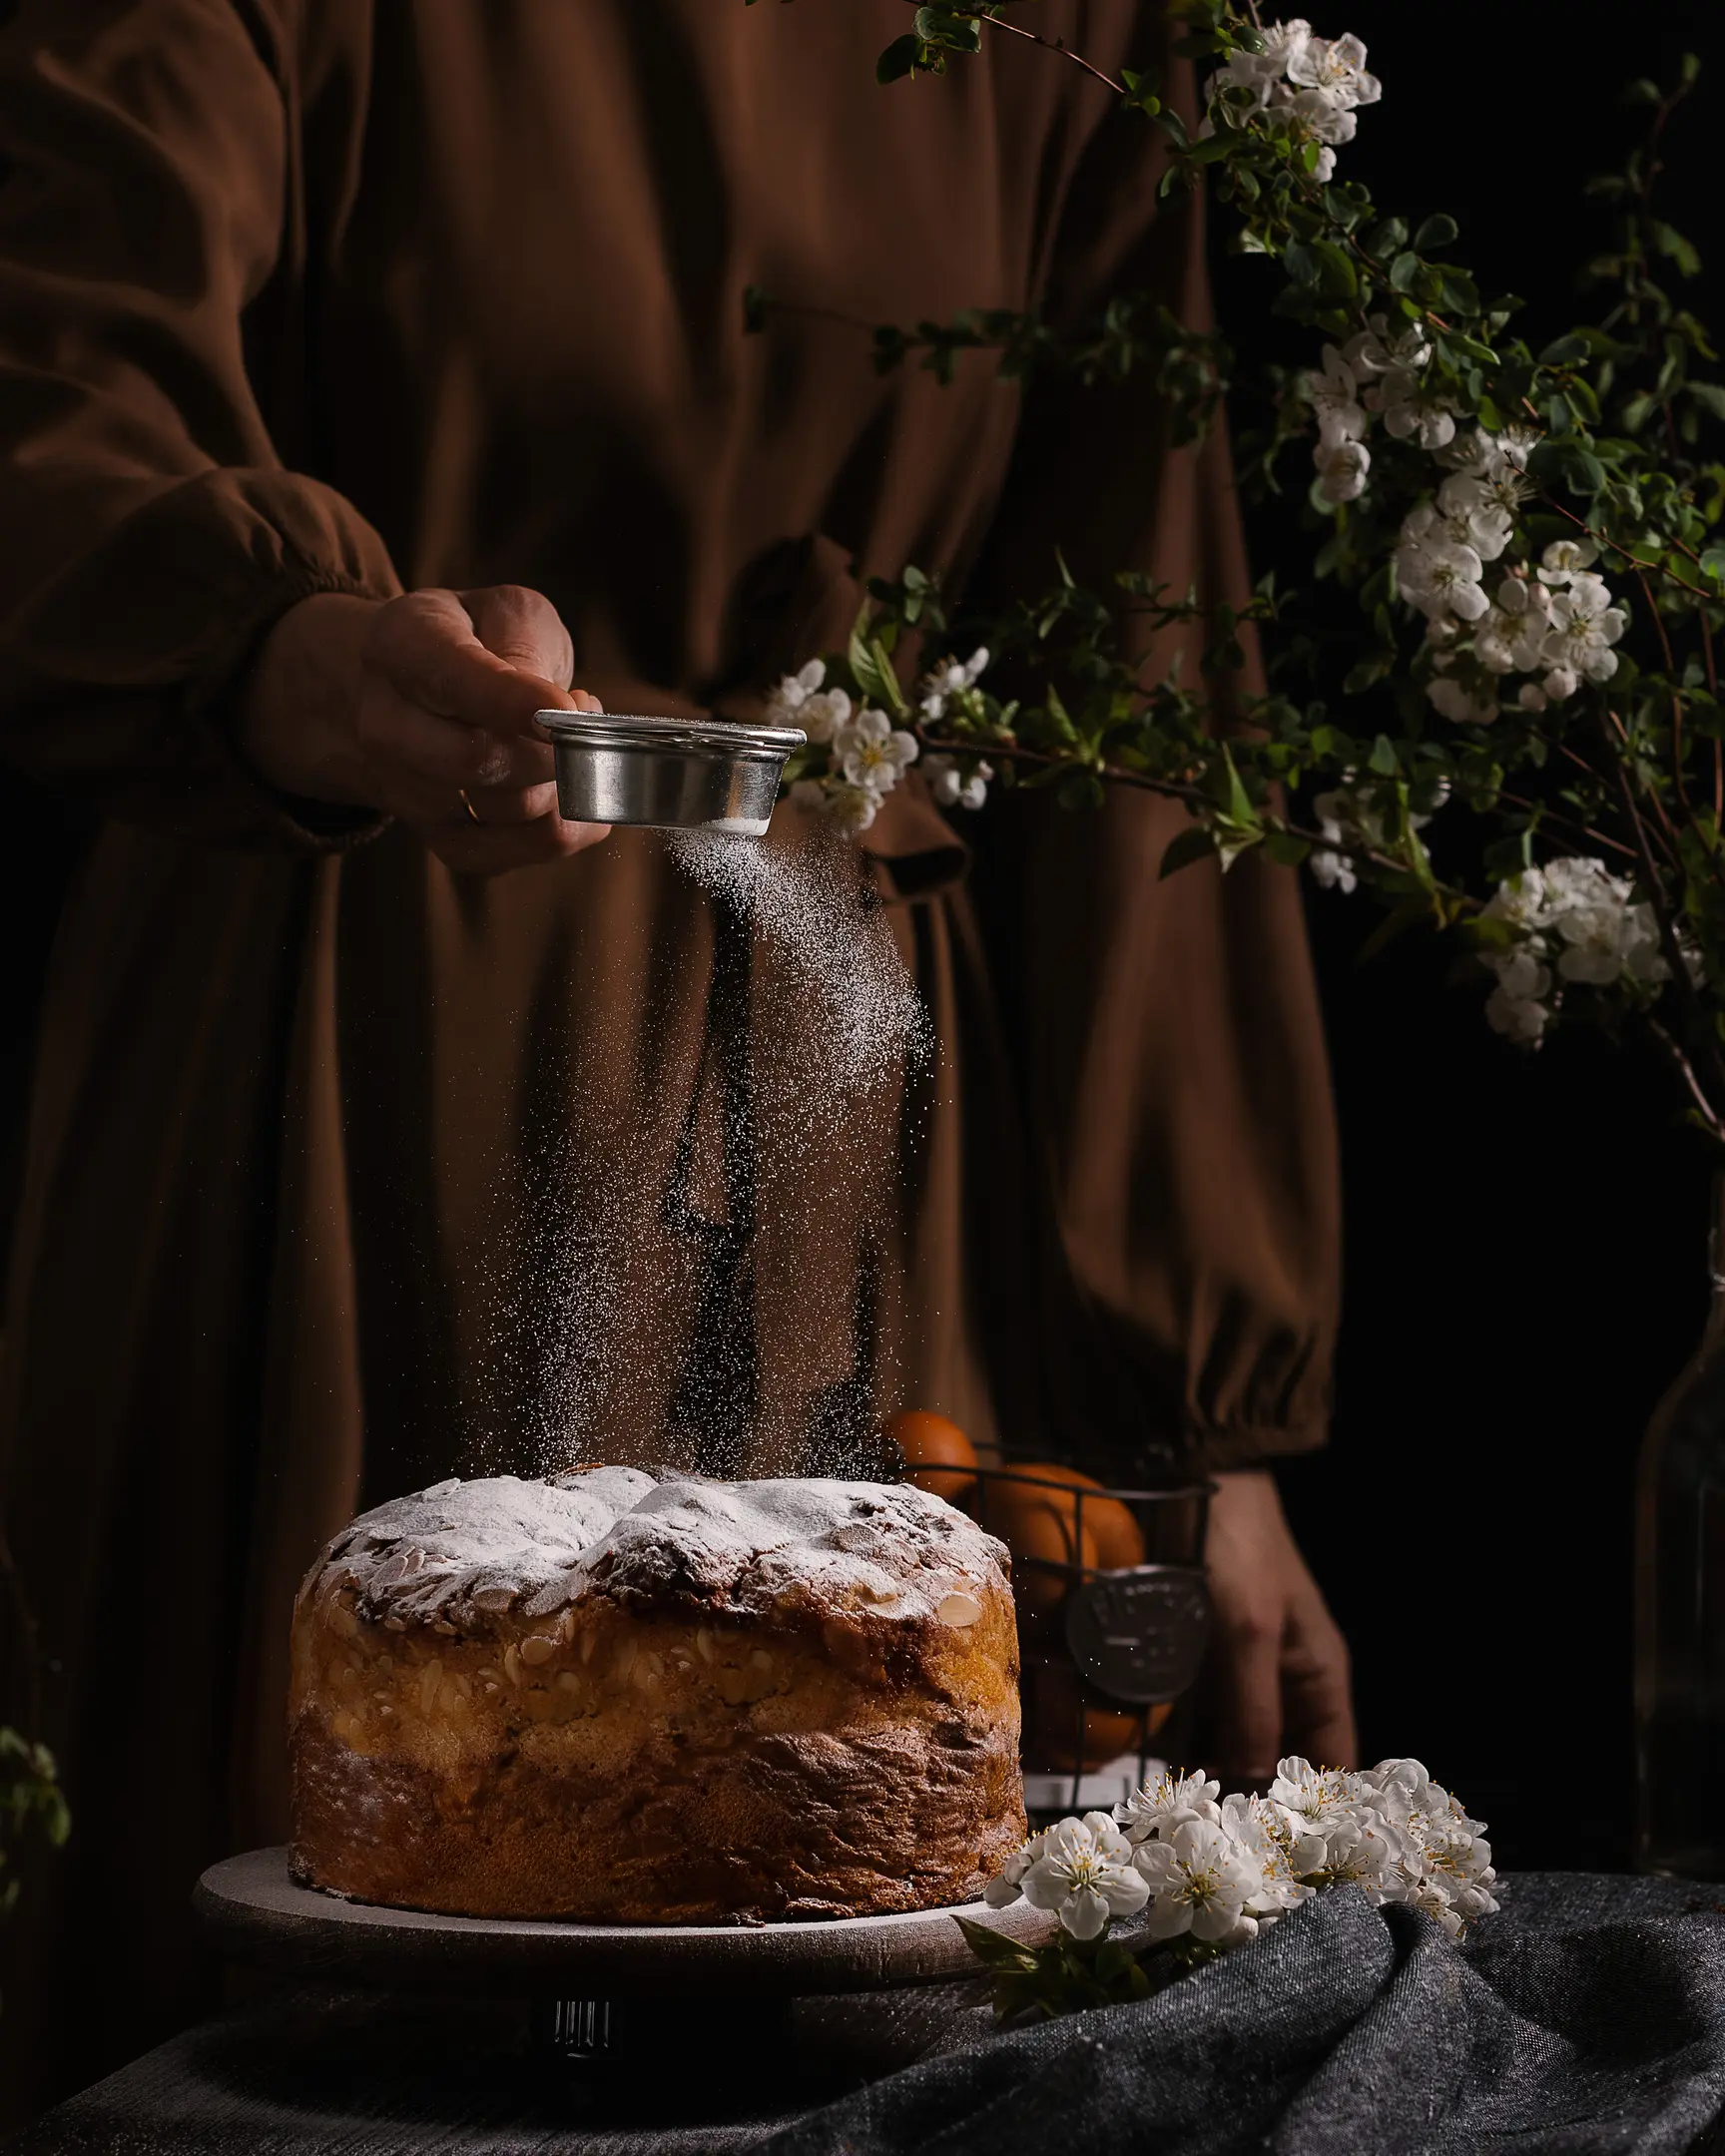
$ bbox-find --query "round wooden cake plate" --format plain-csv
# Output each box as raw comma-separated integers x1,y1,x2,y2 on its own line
195,1848,1059,2000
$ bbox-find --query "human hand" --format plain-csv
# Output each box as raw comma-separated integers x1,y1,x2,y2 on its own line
237,585,611,875
1197,1468,1356,1784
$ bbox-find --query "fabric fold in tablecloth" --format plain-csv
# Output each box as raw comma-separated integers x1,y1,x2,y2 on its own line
762,1872,1725,2155
8,1873,1725,2152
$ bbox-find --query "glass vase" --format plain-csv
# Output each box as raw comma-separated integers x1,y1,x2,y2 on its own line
1636,1174,1725,1876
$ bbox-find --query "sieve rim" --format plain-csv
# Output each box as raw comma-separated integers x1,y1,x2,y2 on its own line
534,710,807,758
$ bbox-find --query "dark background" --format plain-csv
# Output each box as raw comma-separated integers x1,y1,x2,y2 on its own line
1245,0,1725,1870
1,1,1721,1883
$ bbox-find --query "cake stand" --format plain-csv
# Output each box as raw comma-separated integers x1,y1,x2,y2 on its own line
195,1849,1063,2094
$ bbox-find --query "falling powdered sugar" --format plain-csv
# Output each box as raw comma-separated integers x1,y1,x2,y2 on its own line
665,824,931,1097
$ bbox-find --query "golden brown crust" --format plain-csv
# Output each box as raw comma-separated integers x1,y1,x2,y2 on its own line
288,1473,1025,1921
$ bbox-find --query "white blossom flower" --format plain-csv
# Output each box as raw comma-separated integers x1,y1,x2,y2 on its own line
1474,578,1551,675
1314,434,1371,503
1267,1758,1375,1840
1116,1768,1222,1845
1517,682,1548,712
1542,664,1579,703
923,754,993,811
1364,1761,1500,1939
1343,313,1430,378
1287,29,1381,109
982,1828,1046,1909
1543,573,1626,684
798,686,852,745
1485,975,1552,1043
919,647,990,722
1309,832,1358,894
1371,367,1455,449
1135,1817,1261,1946
835,708,919,793
1018,1814,1150,1940
1312,146,1337,181
1219,1792,1324,1917
1481,866,1549,935
1304,344,1367,445
1399,532,1489,623
764,658,827,728
1213,18,1312,103
1436,473,1511,563
1288,85,1359,147
1303,1813,1401,1899
1536,536,1600,586
1439,425,1532,479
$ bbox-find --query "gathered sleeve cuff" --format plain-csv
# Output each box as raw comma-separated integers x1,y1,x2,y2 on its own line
0,1,403,848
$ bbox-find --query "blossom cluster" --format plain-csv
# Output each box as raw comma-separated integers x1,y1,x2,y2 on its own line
767,658,920,834
765,648,994,831
1479,855,1675,1044
983,1756,1498,1957
1212,20,1381,186
1405,499,1626,728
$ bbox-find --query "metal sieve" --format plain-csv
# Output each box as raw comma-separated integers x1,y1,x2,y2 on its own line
535,711,807,838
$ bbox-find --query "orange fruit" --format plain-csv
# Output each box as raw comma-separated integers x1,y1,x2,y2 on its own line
983,1462,1145,1629
886,1409,978,1508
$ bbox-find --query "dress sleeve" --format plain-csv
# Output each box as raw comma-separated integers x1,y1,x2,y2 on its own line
0,0,400,845
964,26,1341,1471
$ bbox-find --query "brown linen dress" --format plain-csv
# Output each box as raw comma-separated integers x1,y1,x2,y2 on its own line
0,0,1340,2113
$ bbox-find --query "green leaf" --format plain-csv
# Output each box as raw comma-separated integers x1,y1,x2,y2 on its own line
1540,332,1590,367
1388,251,1421,294
953,1915,1040,1970
1282,240,1320,289
1220,743,1256,826
875,34,922,83
1414,213,1457,253
1368,734,1400,776
847,608,907,718
1312,240,1358,301
1438,267,1480,316
1160,822,1219,878
1057,770,1108,813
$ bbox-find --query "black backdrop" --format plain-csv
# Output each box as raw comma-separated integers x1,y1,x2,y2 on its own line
0,0,1721,1880
1245,0,1725,1869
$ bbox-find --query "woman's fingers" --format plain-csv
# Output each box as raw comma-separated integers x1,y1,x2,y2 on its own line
351,585,611,873
358,676,556,793
460,583,576,692
365,588,574,741
1280,1577,1358,1770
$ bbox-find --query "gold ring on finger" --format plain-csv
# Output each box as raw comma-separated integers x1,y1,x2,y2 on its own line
457,788,483,827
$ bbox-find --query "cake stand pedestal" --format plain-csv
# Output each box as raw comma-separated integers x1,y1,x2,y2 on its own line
195,1850,1059,2105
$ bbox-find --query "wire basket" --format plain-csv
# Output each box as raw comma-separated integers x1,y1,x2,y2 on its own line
965,1464,1213,1820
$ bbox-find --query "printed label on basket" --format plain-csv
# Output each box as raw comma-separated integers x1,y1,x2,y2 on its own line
1063,1565,1211,1704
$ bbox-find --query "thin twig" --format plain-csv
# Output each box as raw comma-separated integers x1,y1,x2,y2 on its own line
1645,1014,1725,1138
915,727,1467,898
1638,568,1694,817
1603,713,1700,1034
975,10,1128,96
1495,792,1638,862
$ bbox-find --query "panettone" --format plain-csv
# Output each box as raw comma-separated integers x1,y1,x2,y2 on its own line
288,1467,1024,1921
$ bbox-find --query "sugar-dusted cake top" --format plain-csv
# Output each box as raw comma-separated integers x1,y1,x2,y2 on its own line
307,1467,1011,1632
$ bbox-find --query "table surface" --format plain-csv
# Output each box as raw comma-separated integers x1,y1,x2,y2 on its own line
1,1981,985,2155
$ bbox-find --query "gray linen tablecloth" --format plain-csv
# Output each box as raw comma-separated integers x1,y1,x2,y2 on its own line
11,1874,1725,2154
